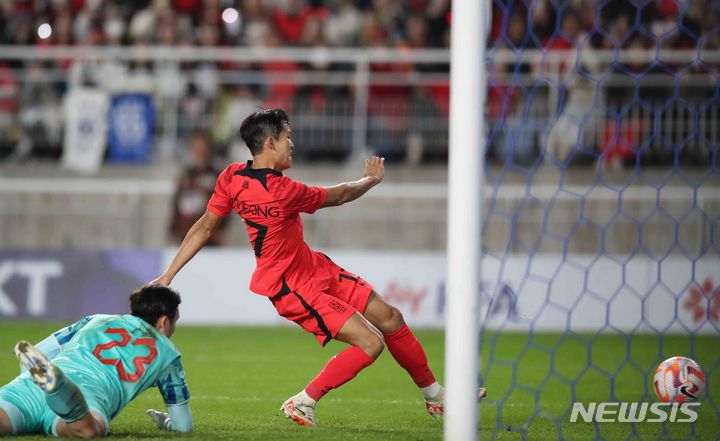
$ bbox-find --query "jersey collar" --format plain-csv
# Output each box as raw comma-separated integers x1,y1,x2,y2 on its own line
234,160,282,191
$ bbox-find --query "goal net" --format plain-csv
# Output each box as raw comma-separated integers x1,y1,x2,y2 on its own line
480,0,719,438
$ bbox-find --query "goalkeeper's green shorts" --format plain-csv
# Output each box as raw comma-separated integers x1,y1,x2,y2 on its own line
0,372,108,436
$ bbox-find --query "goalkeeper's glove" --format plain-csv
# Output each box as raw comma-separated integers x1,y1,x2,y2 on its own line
146,409,171,431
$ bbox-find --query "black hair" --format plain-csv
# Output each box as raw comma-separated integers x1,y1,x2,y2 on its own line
238,108,289,156
130,285,181,327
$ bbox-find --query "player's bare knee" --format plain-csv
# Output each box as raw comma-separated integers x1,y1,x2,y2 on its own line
359,334,385,360
389,306,405,329
378,306,405,334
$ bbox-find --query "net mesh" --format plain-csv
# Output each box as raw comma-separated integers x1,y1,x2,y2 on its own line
481,0,719,438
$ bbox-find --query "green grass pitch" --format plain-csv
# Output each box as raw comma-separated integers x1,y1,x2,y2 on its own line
0,322,718,440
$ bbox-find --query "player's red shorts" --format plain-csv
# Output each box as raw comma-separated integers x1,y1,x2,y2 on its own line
269,252,374,346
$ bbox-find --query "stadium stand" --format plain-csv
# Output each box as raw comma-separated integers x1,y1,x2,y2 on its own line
0,0,717,165
0,0,718,251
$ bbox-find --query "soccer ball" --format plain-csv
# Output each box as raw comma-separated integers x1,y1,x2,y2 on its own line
653,356,706,403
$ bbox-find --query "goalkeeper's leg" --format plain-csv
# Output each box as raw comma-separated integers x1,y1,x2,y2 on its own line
0,407,12,435
14,341,106,438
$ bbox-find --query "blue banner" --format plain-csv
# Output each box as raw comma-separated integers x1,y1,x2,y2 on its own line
107,94,154,163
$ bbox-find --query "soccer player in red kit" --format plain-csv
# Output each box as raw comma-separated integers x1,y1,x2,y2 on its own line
150,108,484,426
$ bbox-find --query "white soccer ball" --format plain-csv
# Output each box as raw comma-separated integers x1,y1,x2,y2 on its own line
653,356,706,403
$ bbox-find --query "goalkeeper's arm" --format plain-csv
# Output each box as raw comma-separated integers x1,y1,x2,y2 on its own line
146,402,193,433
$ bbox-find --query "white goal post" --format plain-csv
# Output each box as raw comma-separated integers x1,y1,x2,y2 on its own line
445,0,490,440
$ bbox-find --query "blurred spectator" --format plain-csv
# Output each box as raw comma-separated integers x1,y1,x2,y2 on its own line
371,0,403,43
195,22,221,99
489,62,527,164
238,0,272,47
0,0,717,168
215,85,261,160
5,12,36,46
155,13,179,46
601,13,631,49
360,13,412,160
296,15,329,108
173,0,199,15
0,64,17,143
545,9,603,165
601,116,642,169
261,32,300,110
199,0,221,27
506,13,533,51
272,0,313,45
14,61,64,160
130,0,173,44
0,3,10,41
0,0,713,53
424,0,450,47
103,5,126,45
400,14,449,164
403,15,428,50
52,11,75,47
530,0,556,44
73,0,105,45
170,131,227,246
545,10,581,54
324,0,361,46
496,14,536,74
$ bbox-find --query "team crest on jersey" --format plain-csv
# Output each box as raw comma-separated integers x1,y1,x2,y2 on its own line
329,300,346,313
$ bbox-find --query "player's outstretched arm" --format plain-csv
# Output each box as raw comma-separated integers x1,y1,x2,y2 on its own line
146,403,193,433
321,156,384,208
150,210,224,286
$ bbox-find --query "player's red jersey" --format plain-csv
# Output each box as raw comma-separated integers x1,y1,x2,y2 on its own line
207,161,328,297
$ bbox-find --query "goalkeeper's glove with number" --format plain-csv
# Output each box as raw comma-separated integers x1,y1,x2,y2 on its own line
146,409,171,431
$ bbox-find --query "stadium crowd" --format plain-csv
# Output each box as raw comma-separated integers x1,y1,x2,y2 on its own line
0,0,718,165
2,0,717,51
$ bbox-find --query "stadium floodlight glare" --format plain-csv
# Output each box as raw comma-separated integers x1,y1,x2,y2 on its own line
37,23,52,40
221,8,239,24
445,0,489,440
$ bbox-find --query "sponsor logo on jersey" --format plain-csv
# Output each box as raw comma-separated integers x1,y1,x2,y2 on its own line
238,201,280,218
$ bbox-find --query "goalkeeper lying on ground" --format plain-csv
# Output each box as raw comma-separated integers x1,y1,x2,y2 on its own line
0,285,192,437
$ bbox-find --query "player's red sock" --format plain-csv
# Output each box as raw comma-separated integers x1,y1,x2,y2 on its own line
384,324,436,387
305,346,374,401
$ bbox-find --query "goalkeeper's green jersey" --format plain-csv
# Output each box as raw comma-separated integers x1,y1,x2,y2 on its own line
48,314,190,421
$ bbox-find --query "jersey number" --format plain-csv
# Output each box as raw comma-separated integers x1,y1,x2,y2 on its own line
244,218,268,257
92,328,158,383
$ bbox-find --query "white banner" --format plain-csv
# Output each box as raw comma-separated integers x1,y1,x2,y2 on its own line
62,88,110,174
166,249,720,334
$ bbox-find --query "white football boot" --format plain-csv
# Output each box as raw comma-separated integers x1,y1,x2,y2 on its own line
280,393,317,427
425,386,487,420
14,340,58,392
